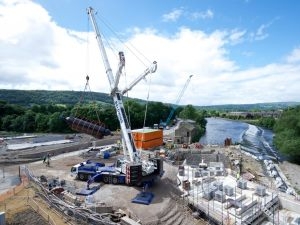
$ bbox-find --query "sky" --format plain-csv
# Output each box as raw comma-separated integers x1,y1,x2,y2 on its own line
0,0,300,106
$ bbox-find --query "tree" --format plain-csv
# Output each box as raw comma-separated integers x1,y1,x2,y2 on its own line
258,117,276,129
178,105,207,138
35,113,49,132
1,115,17,131
147,102,171,127
48,112,68,132
179,104,198,119
124,100,145,129
22,111,36,132
274,106,300,163
11,116,26,132
102,106,119,130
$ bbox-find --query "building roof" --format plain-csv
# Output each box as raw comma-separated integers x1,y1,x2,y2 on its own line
178,122,196,131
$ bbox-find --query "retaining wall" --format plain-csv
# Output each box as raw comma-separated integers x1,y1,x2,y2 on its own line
279,195,300,214
18,136,120,159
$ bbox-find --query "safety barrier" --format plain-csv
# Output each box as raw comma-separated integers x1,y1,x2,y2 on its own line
0,166,61,225
0,174,29,202
27,197,57,225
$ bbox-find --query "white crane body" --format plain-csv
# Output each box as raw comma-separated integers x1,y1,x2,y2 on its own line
87,7,160,178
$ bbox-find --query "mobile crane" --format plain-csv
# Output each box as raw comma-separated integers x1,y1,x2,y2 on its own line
159,75,193,128
80,7,163,187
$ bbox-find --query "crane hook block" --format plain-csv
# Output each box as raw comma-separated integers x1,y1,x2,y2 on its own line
119,52,125,65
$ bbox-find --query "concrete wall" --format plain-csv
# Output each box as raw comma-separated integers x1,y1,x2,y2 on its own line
174,124,197,144
279,195,300,214
18,136,120,159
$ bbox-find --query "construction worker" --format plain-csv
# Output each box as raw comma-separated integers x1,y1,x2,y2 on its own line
46,153,51,167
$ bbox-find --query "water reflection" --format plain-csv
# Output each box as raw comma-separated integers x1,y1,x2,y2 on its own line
200,117,279,160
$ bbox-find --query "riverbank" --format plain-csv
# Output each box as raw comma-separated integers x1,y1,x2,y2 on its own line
215,144,300,196
279,161,300,194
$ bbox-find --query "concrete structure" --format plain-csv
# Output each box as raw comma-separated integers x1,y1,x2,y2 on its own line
178,166,281,224
176,159,300,225
174,121,197,145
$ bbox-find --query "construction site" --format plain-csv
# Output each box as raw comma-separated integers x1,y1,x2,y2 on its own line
175,145,300,225
1,6,300,225
1,122,300,225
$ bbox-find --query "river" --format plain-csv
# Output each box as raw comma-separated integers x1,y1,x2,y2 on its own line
199,117,280,161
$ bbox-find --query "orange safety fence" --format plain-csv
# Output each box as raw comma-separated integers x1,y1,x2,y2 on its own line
0,174,29,202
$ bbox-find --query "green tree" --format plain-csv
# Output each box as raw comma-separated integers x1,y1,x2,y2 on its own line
124,100,145,129
22,111,36,132
274,106,300,163
147,102,171,127
35,113,49,132
0,102,25,117
1,115,17,131
102,106,119,130
179,104,198,119
178,105,207,139
258,117,276,129
11,116,25,132
48,112,68,132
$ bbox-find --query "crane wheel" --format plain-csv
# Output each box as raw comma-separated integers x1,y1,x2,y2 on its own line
112,177,118,185
78,173,85,181
103,176,109,184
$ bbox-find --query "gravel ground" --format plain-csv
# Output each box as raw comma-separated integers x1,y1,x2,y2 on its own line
1,135,300,224
27,151,200,225
279,161,300,194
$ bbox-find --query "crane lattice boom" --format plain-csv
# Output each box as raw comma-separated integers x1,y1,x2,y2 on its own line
163,75,193,127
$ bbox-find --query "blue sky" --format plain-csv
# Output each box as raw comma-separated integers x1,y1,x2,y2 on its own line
0,0,300,106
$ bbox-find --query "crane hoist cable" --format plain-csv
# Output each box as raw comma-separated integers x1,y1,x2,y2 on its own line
143,74,152,129
74,75,101,123
93,11,153,130
94,12,152,67
65,74,112,139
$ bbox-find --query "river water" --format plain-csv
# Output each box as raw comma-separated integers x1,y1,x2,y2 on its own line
199,117,280,160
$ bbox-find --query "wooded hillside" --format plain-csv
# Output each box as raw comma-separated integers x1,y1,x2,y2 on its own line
0,89,113,106
1,89,298,111
274,105,300,163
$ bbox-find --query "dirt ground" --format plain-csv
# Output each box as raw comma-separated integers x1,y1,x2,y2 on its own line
1,149,203,225
0,184,71,225
27,152,202,225
1,140,300,224
220,145,300,195
278,161,300,194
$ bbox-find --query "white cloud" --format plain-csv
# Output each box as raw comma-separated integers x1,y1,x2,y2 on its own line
0,1,299,106
286,47,300,64
249,18,279,42
162,9,183,22
0,0,102,91
191,9,214,20
252,24,269,41
163,8,214,22
228,29,247,45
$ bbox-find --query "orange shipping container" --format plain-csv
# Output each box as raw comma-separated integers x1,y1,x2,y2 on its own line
132,129,163,142
135,138,163,150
